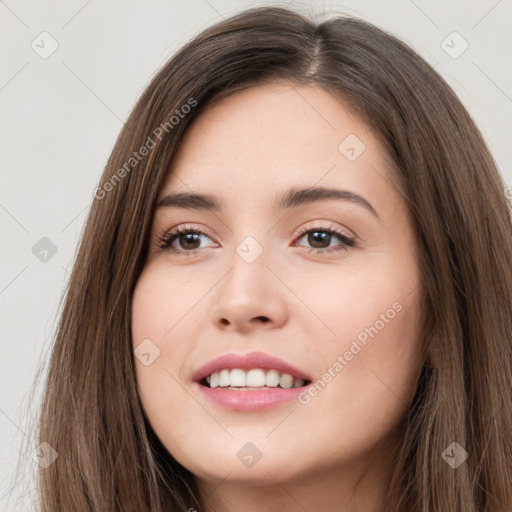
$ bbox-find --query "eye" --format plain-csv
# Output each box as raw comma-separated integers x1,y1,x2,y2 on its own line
156,223,356,256
293,224,355,254
156,225,216,256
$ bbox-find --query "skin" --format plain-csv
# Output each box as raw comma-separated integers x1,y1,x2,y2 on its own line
131,81,425,512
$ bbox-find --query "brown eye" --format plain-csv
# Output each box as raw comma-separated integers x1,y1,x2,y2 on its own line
175,232,202,250
157,227,215,254
306,230,332,249
294,226,355,254
156,224,355,257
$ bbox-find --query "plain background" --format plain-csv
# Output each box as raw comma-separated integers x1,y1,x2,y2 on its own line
1,0,511,509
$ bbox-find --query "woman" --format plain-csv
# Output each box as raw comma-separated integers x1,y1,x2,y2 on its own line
33,6,512,511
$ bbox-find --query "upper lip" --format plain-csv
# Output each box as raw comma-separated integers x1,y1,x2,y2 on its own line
192,351,312,383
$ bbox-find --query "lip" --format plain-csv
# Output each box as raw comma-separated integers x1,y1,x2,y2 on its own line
194,383,307,411
192,351,312,383
191,351,313,412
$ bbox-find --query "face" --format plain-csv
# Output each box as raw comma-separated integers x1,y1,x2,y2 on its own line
131,81,424,494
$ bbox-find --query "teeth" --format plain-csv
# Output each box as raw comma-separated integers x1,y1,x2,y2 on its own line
230,368,246,387
205,368,305,389
210,372,219,388
219,369,230,387
292,378,304,388
265,369,280,387
246,369,266,387
279,373,294,389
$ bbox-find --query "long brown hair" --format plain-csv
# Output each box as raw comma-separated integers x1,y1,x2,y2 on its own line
20,5,512,511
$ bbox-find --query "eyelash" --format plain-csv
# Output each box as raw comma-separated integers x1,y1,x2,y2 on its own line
156,224,355,257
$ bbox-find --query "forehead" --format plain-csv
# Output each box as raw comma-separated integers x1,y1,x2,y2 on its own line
158,82,398,214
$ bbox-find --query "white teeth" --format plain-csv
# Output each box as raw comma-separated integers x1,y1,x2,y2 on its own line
210,372,220,388
219,369,230,387
265,369,280,387
229,368,246,387
279,373,294,389
205,368,306,389
246,369,266,387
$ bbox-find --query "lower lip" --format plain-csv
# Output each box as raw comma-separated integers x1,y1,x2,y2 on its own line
194,382,306,411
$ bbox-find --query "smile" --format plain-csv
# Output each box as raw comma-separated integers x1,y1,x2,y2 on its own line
193,351,313,411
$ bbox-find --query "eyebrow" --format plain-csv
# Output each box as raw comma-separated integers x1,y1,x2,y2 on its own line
156,186,380,220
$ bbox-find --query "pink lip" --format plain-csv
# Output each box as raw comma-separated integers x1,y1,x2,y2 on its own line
192,351,312,383
194,383,306,411
191,351,313,412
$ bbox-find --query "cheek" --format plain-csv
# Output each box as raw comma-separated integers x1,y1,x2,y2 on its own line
132,266,203,340
285,250,421,356
291,253,423,417
130,268,194,429
131,262,222,363
299,307,422,469
130,264,227,468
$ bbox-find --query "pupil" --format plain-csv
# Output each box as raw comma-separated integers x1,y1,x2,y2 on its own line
309,231,329,248
182,233,200,249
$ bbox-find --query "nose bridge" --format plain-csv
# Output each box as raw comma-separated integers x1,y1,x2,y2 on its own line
213,232,287,330
223,233,270,300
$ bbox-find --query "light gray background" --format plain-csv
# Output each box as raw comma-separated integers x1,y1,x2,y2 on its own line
1,0,511,509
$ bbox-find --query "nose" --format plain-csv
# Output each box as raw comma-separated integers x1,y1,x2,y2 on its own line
212,248,288,333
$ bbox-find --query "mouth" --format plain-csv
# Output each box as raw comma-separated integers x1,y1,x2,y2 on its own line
192,352,313,411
